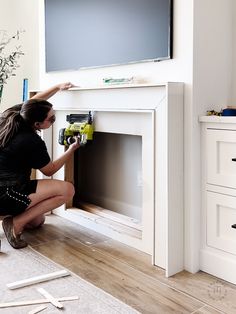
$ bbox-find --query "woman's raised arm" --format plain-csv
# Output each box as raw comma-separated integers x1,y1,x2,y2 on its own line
31,82,75,100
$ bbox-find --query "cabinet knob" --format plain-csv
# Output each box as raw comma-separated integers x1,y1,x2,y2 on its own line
231,224,236,229
232,158,236,162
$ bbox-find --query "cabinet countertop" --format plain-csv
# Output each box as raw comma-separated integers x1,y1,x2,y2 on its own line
199,116,236,124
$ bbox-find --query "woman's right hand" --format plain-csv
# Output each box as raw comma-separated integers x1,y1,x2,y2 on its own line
58,82,77,91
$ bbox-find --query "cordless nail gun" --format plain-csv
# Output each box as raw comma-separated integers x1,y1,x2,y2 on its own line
58,111,94,146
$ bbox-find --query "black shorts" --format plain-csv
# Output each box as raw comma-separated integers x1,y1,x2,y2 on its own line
0,180,38,216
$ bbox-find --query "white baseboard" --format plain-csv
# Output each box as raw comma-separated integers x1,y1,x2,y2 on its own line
200,248,236,284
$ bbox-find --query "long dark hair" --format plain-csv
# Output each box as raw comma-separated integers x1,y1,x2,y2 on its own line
0,98,52,148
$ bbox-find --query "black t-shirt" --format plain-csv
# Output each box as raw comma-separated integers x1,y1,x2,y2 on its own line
0,130,50,186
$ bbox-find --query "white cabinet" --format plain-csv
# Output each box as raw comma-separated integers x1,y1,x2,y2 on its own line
200,116,236,284
206,129,236,188
207,191,236,255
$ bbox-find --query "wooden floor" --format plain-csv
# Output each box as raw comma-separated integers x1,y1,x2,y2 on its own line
22,214,236,314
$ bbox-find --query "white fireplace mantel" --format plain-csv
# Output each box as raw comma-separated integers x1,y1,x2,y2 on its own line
44,82,184,277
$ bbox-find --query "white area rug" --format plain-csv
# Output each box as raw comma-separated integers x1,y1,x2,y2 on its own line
0,237,140,314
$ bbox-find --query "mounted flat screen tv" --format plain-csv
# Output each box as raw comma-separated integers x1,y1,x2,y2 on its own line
44,0,173,72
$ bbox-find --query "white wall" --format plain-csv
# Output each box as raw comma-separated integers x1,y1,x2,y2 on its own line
187,0,234,272
0,0,39,111
232,0,236,102
2,0,236,273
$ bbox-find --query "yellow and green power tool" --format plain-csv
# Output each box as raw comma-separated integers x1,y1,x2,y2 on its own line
58,111,94,146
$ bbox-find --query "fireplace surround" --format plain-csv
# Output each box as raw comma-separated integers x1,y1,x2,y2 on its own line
41,82,183,277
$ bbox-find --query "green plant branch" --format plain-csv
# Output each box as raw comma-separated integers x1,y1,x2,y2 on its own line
0,30,25,87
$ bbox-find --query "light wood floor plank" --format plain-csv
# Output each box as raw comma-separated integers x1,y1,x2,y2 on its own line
35,238,204,313
92,234,236,314
24,215,236,314
192,305,224,314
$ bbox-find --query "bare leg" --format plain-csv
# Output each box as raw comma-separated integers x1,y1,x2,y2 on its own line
24,215,45,229
12,179,74,235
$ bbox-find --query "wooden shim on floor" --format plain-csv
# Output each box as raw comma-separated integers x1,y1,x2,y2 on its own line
0,296,79,309
7,269,70,290
37,288,63,309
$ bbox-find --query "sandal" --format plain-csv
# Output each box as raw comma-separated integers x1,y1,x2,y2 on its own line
2,216,28,249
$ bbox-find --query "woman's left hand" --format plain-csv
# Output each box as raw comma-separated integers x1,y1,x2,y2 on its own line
68,137,80,151
31,82,78,100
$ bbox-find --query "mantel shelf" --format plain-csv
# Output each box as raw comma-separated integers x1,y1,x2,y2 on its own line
67,82,176,91
30,82,182,97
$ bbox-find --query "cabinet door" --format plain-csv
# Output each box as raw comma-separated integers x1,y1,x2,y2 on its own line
206,129,236,188
207,191,236,255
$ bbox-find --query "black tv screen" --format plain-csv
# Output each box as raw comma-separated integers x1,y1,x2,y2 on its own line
45,0,173,72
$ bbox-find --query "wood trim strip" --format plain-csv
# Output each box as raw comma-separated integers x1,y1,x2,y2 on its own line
0,296,79,309
7,270,70,290
28,304,47,314
37,288,63,309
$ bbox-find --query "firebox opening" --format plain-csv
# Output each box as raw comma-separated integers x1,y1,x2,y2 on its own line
72,131,142,232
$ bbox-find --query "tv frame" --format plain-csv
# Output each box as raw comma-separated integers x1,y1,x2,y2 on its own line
44,0,173,72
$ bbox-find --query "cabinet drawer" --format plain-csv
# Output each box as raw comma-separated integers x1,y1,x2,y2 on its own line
206,129,236,188
207,191,236,255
